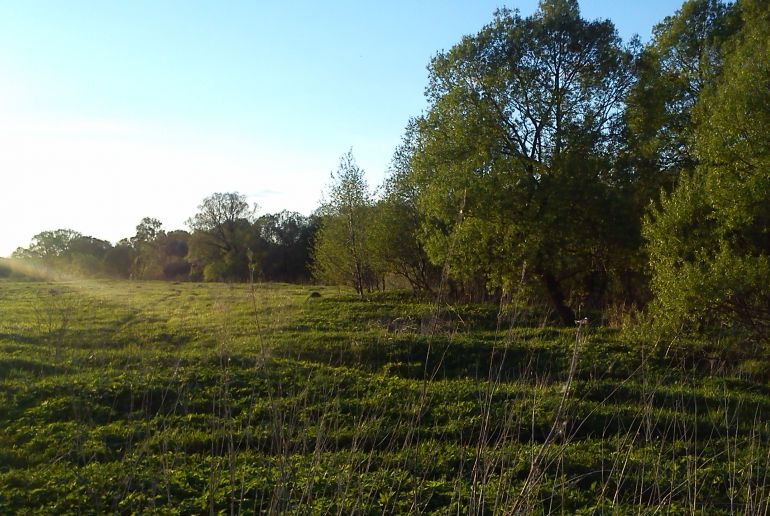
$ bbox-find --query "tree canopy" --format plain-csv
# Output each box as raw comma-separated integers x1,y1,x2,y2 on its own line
405,0,636,323
312,151,380,298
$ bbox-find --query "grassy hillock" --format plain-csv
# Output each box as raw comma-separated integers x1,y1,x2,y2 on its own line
2,280,770,513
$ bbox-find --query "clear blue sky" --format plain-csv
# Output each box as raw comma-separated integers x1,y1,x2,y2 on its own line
0,0,683,256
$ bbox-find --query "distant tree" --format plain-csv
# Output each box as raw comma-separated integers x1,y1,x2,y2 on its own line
13,229,83,260
127,218,192,280
131,217,164,246
0,258,11,278
187,193,253,251
68,236,112,258
104,240,134,278
186,192,258,281
154,230,191,280
129,218,165,278
12,229,115,277
313,151,379,298
67,236,112,275
257,211,317,283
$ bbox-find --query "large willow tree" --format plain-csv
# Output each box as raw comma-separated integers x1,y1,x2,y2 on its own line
410,0,635,324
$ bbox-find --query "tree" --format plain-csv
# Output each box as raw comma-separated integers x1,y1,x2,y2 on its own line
313,151,378,298
155,230,191,280
257,211,317,283
186,192,258,281
66,235,112,276
104,240,134,278
129,217,164,278
186,193,254,253
373,122,441,294
0,258,11,278
644,0,769,341
409,1,635,323
13,229,83,260
132,217,163,246
129,218,192,280
624,0,739,200
12,229,115,277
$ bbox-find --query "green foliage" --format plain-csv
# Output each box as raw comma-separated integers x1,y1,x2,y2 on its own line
0,258,11,278
3,280,770,513
313,151,381,298
369,125,441,294
645,0,770,341
12,203,317,284
408,0,637,322
256,210,317,283
186,192,258,281
13,228,84,260
12,229,118,278
625,0,739,193
128,218,192,280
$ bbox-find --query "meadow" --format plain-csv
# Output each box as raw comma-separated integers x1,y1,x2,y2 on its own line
2,279,770,514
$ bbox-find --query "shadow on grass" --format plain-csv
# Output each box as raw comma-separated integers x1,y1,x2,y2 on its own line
0,357,65,379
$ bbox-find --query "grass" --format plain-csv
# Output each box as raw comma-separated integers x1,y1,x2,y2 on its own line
2,279,770,513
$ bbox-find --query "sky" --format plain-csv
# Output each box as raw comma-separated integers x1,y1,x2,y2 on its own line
0,0,684,257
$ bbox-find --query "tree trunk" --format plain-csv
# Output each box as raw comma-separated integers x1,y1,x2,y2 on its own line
353,260,364,300
541,271,575,326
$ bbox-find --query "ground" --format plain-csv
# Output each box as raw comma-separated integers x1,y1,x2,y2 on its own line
1,280,770,513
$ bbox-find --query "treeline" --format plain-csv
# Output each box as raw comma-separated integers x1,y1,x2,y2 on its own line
312,0,770,341
11,199,317,283
10,0,770,341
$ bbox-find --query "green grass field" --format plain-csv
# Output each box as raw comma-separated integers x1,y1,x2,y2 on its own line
2,280,770,514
